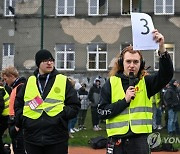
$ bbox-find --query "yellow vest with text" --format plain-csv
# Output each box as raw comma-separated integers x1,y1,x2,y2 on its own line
0,86,9,116
106,76,152,137
23,74,66,119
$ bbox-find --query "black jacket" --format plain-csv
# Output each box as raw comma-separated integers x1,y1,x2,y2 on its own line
8,77,26,138
98,52,174,138
14,68,80,146
164,84,180,110
88,84,101,107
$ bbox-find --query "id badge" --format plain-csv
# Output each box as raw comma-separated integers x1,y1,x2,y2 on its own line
28,96,43,110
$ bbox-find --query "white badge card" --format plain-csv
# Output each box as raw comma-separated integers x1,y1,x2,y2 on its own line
131,12,159,50
28,96,43,110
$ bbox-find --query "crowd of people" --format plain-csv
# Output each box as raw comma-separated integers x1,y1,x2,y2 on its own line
151,79,180,135
0,29,179,154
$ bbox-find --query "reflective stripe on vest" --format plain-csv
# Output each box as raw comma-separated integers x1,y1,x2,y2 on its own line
9,83,23,116
23,74,66,119
106,76,152,137
1,86,9,116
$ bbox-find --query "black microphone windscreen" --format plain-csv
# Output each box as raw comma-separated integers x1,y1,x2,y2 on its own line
129,72,135,87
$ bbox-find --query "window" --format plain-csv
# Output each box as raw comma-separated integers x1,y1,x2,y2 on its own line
2,43,15,68
4,0,15,16
55,44,75,70
154,0,174,15
121,0,140,15
87,43,107,70
56,0,75,16
88,0,108,16
154,44,175,70
3,43,14,56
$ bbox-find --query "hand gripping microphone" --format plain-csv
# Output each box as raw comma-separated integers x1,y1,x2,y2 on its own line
129,72,135,100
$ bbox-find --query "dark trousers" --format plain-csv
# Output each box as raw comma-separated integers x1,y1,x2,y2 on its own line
91,106,99,126
10,127,26,154
25,142,68,154
0,116,8,154
107,134,150,154
77,109,87,126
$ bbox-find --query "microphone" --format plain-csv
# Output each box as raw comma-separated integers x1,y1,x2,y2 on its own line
129,72,135,100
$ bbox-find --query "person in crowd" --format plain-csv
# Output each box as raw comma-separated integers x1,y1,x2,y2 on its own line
1,66,26,154
14,49,80,154
161,83,170,129
164,79,180,135
88,78,102,131
67,77,79,138
77,83,89,130
176,80,180,134
97,29,173,154
0,78,11,154
156,92,163,130
151,92,162,130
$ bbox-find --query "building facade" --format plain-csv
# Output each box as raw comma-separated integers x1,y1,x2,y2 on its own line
0,0,180,84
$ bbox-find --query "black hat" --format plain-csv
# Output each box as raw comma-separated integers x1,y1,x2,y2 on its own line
35,49,54,67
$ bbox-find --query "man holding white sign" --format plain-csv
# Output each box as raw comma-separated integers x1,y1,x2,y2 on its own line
98,15,174,154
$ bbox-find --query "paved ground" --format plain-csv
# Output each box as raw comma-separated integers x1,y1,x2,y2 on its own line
10,145,180,154
68,147,180,154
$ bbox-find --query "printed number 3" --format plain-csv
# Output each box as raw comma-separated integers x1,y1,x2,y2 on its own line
140,18,150,35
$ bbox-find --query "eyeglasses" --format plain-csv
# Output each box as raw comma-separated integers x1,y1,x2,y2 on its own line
42,59,54,63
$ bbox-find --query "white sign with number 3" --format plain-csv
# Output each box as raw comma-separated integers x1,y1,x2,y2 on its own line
131,12,159,51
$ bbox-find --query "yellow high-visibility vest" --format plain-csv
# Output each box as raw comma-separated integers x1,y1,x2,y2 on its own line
23,74,66,119
150,92,161,107
155,92,161,106
106,76,152,137
0,86,9,116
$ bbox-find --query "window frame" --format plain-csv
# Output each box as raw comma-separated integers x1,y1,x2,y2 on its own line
55,43,75,71
87,43,107,71
154,44,175,71
154,0,174,15
121,0,140,15
56,0,75,16
88,0,108,16
4,0,15,17
3,43,15,56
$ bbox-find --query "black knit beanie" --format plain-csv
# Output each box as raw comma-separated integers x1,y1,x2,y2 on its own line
35,49,54,67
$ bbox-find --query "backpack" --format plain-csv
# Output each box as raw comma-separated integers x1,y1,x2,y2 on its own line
4,143,11,154
88,136,107,149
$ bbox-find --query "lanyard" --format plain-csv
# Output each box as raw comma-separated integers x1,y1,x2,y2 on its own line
11,78,19,88
37,74,50,95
